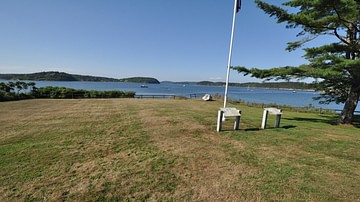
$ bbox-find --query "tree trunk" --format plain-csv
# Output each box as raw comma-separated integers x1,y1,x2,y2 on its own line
339,84,360,124
339,21,360,124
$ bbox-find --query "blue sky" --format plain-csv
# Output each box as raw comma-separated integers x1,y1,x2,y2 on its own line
0,0,334,82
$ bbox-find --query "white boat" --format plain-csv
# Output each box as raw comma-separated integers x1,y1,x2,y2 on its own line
202,94,212,101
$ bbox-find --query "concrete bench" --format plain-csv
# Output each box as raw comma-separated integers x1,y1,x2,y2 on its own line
261,108,282,129
217,107,241,132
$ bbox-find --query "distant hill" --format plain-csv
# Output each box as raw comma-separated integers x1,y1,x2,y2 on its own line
0,71,160,84
0,71,120,82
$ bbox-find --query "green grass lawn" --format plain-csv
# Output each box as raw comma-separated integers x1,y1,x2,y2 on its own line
0,99,359,201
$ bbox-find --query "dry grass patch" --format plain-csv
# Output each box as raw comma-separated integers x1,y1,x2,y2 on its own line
136,99,258,200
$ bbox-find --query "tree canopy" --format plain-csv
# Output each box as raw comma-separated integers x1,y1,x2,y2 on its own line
233,0,360,124
0,81,135,101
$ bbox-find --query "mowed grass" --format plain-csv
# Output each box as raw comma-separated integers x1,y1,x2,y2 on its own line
0,99,359,201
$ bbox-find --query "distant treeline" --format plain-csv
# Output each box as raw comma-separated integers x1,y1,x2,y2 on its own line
0,81,135,101
196,81,314,90
0,71,160,84
118,77,160,84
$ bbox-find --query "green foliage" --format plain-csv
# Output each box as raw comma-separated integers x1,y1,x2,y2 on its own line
0,81,135,101
34,86,135,99
233,0,360,123
0,81,35,101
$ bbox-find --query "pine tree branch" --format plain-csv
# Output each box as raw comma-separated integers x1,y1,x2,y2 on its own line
333,6,360,33
334,28,350,45
333,6,352,30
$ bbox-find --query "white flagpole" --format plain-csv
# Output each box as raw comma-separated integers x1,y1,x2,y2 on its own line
223,0,239,108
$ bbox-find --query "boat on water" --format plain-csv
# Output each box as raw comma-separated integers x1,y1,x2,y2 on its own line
140,85,148,88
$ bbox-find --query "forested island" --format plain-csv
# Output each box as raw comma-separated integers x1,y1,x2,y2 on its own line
0,71,160,84
118,77,160,84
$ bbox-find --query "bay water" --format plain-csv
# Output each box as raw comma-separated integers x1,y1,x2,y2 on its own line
13,80,357,112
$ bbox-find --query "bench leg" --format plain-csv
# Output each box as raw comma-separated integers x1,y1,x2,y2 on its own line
275,114,281,128
261,110,269,129
234,116,240,130
216,110,224,132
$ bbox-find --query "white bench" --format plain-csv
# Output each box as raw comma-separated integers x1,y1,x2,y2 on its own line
217,107,241,132
261,108,282,129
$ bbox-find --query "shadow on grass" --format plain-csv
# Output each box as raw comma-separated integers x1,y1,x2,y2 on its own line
282,125,297,129
222,125,296,132
284,115,360,128
283,115,339,125
249,125,297,130
244,128,260,132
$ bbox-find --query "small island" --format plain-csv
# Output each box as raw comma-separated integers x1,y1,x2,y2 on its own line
118,77,160,84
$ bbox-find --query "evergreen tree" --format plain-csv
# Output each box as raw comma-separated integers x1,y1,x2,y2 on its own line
233,0,360,124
